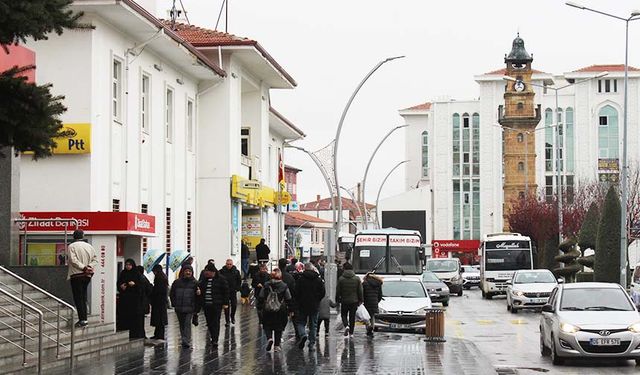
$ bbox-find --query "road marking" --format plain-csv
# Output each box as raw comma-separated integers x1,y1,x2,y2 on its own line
446,319,462,326
510,319,528,325
476,319,495,325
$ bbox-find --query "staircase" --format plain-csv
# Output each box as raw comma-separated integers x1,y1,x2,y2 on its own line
0,267,143,374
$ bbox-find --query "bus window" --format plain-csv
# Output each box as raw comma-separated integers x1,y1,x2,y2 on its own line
353,246,386,274
389,246,421,274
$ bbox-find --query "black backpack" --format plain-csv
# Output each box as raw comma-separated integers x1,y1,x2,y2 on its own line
264,285,283,312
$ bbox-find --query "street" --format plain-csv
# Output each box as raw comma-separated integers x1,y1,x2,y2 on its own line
445,288,639,374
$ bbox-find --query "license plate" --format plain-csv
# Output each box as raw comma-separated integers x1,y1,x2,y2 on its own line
533,298,546,303
389,323,407,329
430,294,439,298
590,338,621,346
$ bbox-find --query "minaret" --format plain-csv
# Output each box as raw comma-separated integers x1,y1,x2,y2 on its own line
499,34,541,230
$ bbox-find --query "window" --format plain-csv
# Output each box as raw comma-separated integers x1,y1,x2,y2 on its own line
112,59,122,120
598,79,618,93
186,99,194,151
186,211,192,252
421,131,428,177
165,88,174,143
545,176,553,203
112,199,120,212
241,128,250,157
141,204,148,253
452,112,480,240
544,108,553,172
165,208,172,252
598,105,619,159
517,162,524,172
517,133,524,143
566,108,575,173
141,74,150,133
463,114,470,128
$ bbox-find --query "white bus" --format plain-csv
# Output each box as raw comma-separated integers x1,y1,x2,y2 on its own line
351,229,424,276
479,232,533,299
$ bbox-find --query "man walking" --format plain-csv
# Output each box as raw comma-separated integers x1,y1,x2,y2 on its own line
295,263,325,349
198,264,229,348
241,241,250,278
278,258,298,338
67,229,97,328
255,238,271,264
335,262,362,337
219,258,241,326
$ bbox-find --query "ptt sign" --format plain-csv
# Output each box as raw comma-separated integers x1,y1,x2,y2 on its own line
53,123,91,154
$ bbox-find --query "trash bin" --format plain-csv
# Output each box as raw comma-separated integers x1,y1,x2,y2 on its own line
425,308,445,342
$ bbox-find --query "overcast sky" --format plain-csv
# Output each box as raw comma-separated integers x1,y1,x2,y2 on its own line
158,0,640,204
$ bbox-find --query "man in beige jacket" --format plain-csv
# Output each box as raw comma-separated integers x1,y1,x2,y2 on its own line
67,230,98,327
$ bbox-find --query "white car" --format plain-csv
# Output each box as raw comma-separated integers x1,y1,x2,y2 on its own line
506,269,558,313
375,277,432,333
461,265,480,289
540,282,640,366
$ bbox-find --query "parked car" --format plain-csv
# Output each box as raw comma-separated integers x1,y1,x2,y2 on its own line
425,258,463,296
461,265,480,289
630,264,640,308
375,277,432,333
540,282,640,366
421,271,450,306
506,269,558,313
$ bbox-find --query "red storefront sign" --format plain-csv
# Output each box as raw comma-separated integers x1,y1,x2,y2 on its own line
432,240,480,258
19,212,156,235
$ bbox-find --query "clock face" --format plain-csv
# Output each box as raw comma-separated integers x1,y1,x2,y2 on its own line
514,81,525,92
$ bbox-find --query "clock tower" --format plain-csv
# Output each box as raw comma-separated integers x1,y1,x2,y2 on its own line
499,34,541,229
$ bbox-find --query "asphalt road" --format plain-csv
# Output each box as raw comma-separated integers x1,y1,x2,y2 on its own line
443,287,639,374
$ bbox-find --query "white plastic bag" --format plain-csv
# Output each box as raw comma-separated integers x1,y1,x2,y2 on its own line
356,304,371,323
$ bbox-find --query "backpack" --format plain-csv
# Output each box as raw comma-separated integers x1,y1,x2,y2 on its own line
264,285,283,312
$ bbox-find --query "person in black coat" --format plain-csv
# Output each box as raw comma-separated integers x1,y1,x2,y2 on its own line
295,263,326,349
198,264,229,347
279,258,299,338
150,264,168,340
117,259,145,339
258,269,291,352
285,258,298,274
255,238,271,263
362,272,383,337
170,265,200,348
252,263,270,324
136,266,153,316
219,258,241,326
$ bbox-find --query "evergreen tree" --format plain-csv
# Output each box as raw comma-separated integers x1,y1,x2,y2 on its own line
0,0,89,158
578,202,599,254
594,186,621,283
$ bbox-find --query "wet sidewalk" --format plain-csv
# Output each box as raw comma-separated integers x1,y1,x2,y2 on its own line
51,303,496,374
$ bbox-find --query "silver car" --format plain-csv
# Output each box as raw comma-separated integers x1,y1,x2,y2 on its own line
506,269,558,313
540,282,640,366
421,271,450,307
376,277,432,333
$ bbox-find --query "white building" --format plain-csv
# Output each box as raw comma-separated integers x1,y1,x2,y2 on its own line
398,37,640,244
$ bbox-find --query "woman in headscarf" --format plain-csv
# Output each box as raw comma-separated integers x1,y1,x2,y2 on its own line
117,259,145,339
150,264,169,340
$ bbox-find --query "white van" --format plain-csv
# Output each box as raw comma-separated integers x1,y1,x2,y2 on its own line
425,258,463,296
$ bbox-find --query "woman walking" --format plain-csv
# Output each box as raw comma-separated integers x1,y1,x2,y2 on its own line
117,259,145,339
362,272,383,337
170,265,200,348
150,264,168,340
258,268,291,352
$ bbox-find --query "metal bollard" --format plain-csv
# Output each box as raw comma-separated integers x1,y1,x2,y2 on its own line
425,308,446,342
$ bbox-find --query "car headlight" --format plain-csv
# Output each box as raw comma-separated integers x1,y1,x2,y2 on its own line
413,307,430,315
451,275,462,282
560,322,581,334
628,322,640,333
378,307,387,314
511,290,524,297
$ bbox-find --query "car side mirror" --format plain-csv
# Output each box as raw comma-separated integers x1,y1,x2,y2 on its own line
557,278,565,284
541,304,554,313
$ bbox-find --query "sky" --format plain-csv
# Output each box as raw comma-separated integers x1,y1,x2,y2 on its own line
157,0,640,205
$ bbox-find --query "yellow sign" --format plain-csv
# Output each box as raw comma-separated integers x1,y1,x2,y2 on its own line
276,191,292,205
53,123,91,154
231,175,278,208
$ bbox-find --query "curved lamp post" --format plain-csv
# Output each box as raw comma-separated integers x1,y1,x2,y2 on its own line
374,160,409,228
565,0,640,290
340,185,364,230
361,124,408,229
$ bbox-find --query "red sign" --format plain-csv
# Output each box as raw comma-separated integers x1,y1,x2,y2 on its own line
0,45,36,83
432,240,480,257
19,212,156,235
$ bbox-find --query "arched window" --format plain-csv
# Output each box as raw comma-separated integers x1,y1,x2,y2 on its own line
598,105,619,158
421,131,429,177
517,133,524,143
518,161,525,172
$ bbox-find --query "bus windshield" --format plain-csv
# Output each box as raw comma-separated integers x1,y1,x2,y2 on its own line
353,246,386,274
485,249,531,271
389,246,421,274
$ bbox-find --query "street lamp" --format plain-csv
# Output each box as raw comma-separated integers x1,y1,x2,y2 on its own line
566,1,640,288
340,185,364,230
361,124,408,229
374,160,409,228
503,72,607,245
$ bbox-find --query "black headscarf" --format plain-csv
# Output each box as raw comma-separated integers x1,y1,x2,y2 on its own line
118,258,141,286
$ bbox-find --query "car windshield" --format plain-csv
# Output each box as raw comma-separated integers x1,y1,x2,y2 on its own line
427,260,458,272
485,249,531,271
382,281,426,298
462,266,478,273
421,272,441,283
560,287,635,311
514,272,556,284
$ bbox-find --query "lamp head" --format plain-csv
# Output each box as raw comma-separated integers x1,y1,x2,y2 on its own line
631,10,640,17
565,1,585,9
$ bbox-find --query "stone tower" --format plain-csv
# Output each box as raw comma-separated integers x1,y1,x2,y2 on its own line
499,34,541,230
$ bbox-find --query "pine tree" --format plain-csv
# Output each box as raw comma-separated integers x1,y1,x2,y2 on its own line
594,186,621,283
0,0,89,158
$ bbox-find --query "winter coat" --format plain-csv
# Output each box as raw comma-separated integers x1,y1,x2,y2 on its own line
117,268,144,324
139,274,153,315
318,296,337,320
241,243,250,260
295,270,326,314
66,240,98,280
362,274,384,314
170,276,199,314
198,274,230,308
251,271,271,304
336,270,363,305
256,242,271,261
281,271,297,309
219,265,242,292
258,280,291,331
150,275,168,327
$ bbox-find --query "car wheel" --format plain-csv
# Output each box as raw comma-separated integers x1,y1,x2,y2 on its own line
373,327,379,332
635,359,640,366
457,289,463,297
463,285,470,290
507,303,511,311
443,300,449,307
540,331,550,356
510,307,518,314
551,335,564,365
486,293,493,300
481,290,486,298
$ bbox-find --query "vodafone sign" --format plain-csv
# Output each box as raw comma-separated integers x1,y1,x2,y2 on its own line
19,212,156,235
432,240,480,258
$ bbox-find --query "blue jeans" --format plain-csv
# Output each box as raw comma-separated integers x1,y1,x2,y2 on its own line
241,258,249,278
296,310,319,345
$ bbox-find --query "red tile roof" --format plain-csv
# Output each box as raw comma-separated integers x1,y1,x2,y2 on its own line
285,212,331,227
402,102,432,111
482,67,547,75
299,197,375,211
572,64,640,73
162,21,296,87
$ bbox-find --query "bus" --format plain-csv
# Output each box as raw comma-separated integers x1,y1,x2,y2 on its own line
479,232,533,299
351,229,424,276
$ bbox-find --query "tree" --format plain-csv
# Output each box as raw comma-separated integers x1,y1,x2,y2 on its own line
594,185,621,283
0,0,89,158
577,202,599,270
553,238,581,282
